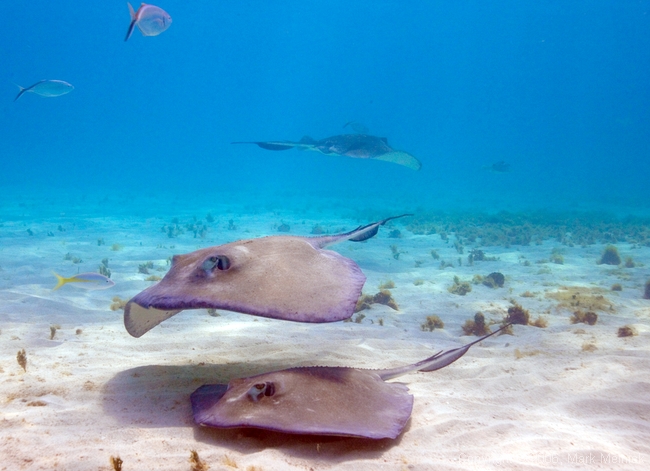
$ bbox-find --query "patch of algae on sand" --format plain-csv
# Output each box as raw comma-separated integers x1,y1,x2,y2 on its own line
354,290,399,312
546,286,614,312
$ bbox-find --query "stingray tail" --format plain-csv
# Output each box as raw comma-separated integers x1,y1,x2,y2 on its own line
314,214,413,249
232,141,299,151
379,323,512,381
125,2,137,41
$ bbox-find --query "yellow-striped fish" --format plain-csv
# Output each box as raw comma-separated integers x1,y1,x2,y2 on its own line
53,272,115,291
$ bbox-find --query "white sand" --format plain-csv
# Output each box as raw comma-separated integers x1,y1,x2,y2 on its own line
1,197,649,470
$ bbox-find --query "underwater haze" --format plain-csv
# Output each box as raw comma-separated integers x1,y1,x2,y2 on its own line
3,3,650,469
2,0,649,214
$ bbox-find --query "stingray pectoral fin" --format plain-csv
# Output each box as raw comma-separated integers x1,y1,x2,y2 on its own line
372,151,422,170
191,384,230,425
124,300,181,338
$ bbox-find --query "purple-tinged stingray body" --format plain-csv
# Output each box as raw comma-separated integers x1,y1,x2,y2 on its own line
232,134,422,170
124,215,411,337
191,326,509,439
306,134,393,158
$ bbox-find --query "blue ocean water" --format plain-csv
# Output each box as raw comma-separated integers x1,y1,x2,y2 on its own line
1,1,649,214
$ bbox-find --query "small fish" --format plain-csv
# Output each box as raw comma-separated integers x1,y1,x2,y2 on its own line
14,80,74,102
125,3,172,41
53,272,115,291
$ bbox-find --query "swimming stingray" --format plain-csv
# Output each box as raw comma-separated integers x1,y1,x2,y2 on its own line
124,215,411,337
232,134,422,171
482,161,511,173
191,325,509,439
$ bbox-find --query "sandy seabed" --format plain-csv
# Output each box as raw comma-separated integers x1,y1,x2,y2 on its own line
1,195,649,471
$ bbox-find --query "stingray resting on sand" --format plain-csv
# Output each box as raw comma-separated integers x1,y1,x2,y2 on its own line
124,215,412,337
232,134,422,170
191,325,509,439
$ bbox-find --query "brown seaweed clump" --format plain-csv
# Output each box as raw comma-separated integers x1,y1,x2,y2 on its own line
17,349,27,372
546,286,614,312
506,302,530,325
598,245,621,265
110,456,123,471
503,302,546,328
448,276,472,296
354,290,399,312
372,290,399,310
530,316,548,328
570,310,598,325
189,450,209,471
462,312,490,336
421,315,444,331
277,222,290,232
99,263,111,278
379,280,395,290
110,296,128,311
483,272,505,288
618,325,638,337
467,249,498,264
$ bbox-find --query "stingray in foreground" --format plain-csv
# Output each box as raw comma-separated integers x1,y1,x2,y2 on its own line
191,325,510,439
232,134,422,170
124,215,412,337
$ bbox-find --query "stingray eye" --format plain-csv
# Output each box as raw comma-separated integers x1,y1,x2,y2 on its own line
201,255,231,272
264,382,275,397
215,255,230,270
247,383,268,402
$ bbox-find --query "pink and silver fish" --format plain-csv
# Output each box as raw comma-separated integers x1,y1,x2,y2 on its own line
125,3,172,42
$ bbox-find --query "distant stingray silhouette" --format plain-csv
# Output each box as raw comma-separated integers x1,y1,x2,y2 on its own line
233,134,422,170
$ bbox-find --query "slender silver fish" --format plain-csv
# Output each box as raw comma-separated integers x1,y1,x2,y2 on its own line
125,2,172,41
14,80,74,102
52,272,115,291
